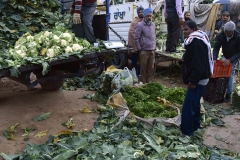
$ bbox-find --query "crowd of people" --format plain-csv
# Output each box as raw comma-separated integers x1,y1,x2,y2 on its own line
127,6,240,137
70,1,240,137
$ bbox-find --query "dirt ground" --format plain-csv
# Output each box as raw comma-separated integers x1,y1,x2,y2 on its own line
0,62,240,156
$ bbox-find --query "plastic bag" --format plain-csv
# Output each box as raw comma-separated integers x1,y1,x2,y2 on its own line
111,67,134,92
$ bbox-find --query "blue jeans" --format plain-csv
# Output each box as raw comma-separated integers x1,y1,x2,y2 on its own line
226,61,238,96
73,2,96,43
222,56,238,96
181,84,206,136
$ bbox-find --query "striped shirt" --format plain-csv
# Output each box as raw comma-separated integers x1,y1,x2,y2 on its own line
72,0,97,13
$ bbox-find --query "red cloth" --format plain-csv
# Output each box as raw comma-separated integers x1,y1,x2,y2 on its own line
72,0,97,13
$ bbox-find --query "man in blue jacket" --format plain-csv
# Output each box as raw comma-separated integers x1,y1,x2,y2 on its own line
213,21,240,102
134,8,156,84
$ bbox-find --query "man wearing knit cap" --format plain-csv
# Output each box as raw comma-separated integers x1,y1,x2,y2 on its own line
70,0,97,44
134,8,156,84
128,6,144,75
164,0,183,53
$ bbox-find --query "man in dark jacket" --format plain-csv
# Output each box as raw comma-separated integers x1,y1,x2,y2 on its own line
181,21,213,137
213,21,240,102
71,0,97,44
164,0,183,53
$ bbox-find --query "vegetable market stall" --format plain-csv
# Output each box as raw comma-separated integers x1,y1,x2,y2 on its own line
155,51,184,75
0,48,131,91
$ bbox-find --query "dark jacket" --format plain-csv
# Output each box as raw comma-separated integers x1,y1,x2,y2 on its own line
182,38,211,85
213,30,240,63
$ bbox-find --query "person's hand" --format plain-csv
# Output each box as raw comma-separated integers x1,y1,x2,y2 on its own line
188,82,196,89
165,18,168,24
214,30,219,34
222,59,231,66
214,60,216,63
73,13,81,24
179,18,184,25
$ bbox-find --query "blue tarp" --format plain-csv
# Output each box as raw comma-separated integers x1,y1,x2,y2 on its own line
213,0,230,4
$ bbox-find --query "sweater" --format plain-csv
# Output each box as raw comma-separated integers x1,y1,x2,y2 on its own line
128,17,143,52
134,20,156,51
72,0,97,13
182,38,211,85
213,30,240,63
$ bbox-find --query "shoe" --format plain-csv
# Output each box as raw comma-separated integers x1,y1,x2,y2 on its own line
224,94,231,103
179,133,187,138
193,126,203,132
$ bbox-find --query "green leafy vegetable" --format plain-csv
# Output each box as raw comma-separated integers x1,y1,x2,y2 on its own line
32,112,51,121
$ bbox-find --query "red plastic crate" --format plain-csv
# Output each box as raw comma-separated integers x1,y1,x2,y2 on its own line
203,78,229,104
211,60,232,78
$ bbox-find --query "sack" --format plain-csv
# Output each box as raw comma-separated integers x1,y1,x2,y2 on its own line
107,93,181,127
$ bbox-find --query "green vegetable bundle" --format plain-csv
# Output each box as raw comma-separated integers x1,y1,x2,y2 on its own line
121,82,185,118
0,0,62,48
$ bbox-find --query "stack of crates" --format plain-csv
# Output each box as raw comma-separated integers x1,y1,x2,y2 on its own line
203,60,232,104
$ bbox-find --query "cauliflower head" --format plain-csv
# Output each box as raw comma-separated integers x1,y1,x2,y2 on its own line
72,44,83,52
65,46,73,53
61,39,68,47
46,48,55,58
44,31,52,37
62,33,72,42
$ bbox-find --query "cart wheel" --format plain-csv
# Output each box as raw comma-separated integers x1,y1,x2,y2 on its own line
36,70,64,91
109,53,128,69
39,79,64,91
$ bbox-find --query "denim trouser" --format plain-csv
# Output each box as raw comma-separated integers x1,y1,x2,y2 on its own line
226,61,238,96
222,56,239,96
73,2,96,43
131,52,140,75
181,84,206,136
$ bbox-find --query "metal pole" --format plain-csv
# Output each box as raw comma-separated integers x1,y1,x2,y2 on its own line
105,0,110,40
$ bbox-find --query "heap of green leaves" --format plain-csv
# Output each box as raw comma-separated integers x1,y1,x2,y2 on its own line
121,82,185,118
160,86,186,105
1,104,239,160
0,0,61,49
61,74,105,91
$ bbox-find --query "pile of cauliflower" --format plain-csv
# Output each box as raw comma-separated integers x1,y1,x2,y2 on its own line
9,29,91,59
